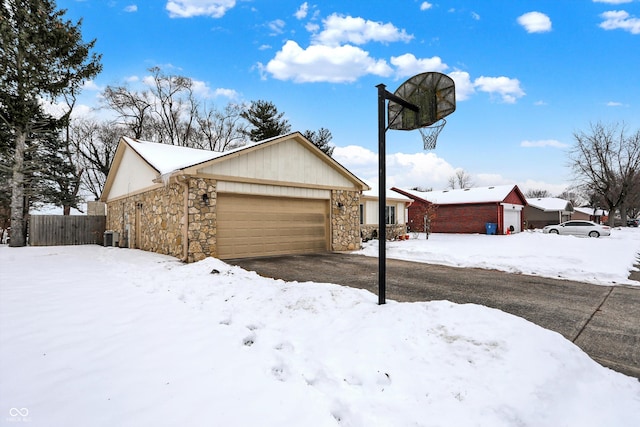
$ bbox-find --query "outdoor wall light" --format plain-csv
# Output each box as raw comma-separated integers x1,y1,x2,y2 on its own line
201,194,210,206
337,202,344,209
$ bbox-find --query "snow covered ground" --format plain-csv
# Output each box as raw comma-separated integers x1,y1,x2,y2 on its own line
359,227,640,286
1,229,640,426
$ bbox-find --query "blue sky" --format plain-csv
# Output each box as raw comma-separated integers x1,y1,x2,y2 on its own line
57,0,640,196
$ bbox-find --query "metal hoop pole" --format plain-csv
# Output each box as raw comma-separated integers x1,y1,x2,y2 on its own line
376,84,387,305
376,84,419,305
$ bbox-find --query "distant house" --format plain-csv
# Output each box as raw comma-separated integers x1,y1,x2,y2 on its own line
524,197,574,229
573,207,607,224
392,185,527,235
359,189,413,240
100,133,369,262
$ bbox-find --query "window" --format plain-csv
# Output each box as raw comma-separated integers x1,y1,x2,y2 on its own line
359,204,364,225
385,205,396,225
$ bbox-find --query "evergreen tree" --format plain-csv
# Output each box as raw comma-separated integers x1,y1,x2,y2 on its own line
241,100,291,142
303,128,334,157
0,0,102,246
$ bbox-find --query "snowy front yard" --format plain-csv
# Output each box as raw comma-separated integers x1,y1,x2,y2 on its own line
1,229,639,426
359,227,640,286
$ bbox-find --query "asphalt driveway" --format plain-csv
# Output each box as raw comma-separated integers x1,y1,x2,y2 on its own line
228,253,640,379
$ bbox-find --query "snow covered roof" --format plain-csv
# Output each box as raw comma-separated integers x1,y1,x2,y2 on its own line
122,136,264,176
361,182,412,201
526,197,573,212
392,185,522,205
574,207,608,216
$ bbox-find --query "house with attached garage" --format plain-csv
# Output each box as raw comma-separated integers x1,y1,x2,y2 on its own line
359,188,413,240
391,185,527,235
100,132,370,262
523,197,574,229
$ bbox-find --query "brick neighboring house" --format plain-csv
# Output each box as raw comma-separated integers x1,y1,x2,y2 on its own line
524,197,574,229
391,185,527,235
100,132,369,262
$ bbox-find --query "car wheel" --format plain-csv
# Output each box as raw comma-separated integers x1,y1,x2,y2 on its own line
589,231,600,238
550,229,559,234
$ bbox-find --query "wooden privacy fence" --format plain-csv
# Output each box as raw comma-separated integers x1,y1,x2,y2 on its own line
29,215,106,246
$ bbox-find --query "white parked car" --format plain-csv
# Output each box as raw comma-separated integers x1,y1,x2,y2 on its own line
542,220,611,238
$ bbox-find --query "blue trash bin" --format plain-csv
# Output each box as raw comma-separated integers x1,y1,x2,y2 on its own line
485,223,497,235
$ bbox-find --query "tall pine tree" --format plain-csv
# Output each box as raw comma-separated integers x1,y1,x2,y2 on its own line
0,0,102,246
241,100,291,142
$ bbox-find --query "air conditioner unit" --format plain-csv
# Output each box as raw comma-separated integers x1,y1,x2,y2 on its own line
103,230,119,247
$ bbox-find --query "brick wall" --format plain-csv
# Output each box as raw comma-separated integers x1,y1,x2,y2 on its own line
407,201,500,234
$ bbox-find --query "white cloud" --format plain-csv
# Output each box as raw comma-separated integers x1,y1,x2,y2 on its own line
593,0,633,4
517,11,552,33
305,22,320,32
448,71,475,101
607,101,624,106
124,4,138,13
165,0,236,19
295,2,308,20
471,12,480,21
213,88,239,99
420,2,433,11
390,54,448,79
520,139,568,148
474,76,525,103
312,14,413,46
518,179,569,197
191,80,238,99
268,19,286,35
599,10,640,34
264,40,392,83
333,146,457,190
534,100,547,106
82,80,101,91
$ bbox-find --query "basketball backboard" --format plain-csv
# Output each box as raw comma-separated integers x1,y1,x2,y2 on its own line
388,72,456,131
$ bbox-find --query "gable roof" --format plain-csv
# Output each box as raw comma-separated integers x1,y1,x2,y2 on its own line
526,197,573,212
392,185,526,205
101,132,369,201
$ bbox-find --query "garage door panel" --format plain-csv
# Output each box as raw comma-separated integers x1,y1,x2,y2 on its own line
217,194,329,259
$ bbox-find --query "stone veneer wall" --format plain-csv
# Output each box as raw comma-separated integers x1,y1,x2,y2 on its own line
331,190,361,251
105,182,185,259
186,178,217,263
107,180,363,261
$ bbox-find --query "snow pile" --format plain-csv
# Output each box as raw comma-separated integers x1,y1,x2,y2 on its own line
358,228,640,286
1,245,639,426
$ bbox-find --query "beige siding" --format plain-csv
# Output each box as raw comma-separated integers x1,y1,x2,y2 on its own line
107,148,159,200
363,200,406,225
198,139,354,188
217,181,331,199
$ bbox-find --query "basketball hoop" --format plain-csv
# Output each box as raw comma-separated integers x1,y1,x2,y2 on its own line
418,118,446,150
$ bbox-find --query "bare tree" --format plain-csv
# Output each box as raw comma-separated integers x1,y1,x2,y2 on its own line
569,122,640,226
447,169,473,189
408,202,438,239
69,118,120,200
101,67,248,151
525,189,551,198
196,103,247,151
147,67,198,146
101,85,152,139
